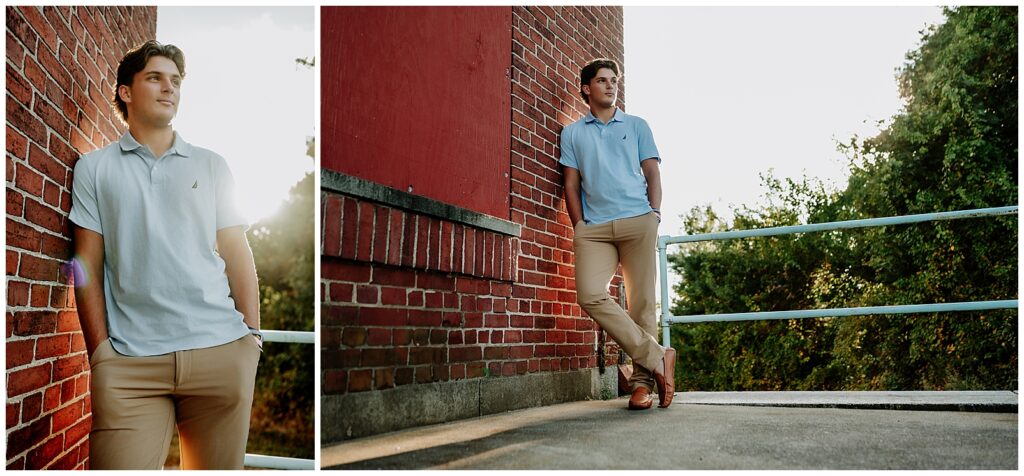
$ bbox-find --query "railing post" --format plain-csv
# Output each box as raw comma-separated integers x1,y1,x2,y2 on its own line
658,235,671,348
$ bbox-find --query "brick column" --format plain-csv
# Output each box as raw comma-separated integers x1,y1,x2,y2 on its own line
509,5,627,376
6,6,157,469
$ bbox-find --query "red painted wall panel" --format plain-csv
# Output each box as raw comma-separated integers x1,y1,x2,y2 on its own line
321,7,512,219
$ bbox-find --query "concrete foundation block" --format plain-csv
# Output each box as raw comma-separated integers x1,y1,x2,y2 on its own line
322,368,605,444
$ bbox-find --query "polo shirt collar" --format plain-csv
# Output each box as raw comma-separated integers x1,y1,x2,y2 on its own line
118,131,193,158
584,108,625,124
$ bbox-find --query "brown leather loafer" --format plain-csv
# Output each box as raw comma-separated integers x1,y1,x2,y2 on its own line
653,346,677,408
628,387,654,410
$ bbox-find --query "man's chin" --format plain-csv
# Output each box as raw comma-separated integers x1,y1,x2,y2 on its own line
136,119,175,130
153,114,176,126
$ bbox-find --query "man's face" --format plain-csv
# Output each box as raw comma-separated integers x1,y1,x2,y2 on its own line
584,67,618,108
120,55,181,127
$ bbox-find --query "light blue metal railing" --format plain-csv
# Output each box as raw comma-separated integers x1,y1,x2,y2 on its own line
243,330,316,471
657,206,1019,346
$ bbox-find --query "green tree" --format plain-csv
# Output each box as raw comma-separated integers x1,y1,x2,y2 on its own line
670,175,855,390
245,171,315,458
670,6,1017,392
835,6,1017,389
243,56,316,458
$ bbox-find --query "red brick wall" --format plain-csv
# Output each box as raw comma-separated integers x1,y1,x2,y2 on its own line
321,6,626,397
6,6,157,470
509,6,627,369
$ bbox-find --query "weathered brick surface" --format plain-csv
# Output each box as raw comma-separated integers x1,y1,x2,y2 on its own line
321,6,626,395
6,6,157,469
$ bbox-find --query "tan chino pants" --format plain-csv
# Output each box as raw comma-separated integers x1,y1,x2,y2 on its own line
88,335,261,470
573,211,665,391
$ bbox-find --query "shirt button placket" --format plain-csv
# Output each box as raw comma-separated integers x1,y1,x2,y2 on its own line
150,153,165,185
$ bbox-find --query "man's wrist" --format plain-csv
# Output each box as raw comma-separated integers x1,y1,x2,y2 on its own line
247,326,264,347
86,335,107,357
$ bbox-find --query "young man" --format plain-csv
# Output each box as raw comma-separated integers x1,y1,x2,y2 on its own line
69,40,262,469
560,58,675,411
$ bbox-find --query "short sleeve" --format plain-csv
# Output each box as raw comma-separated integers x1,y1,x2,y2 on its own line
558,126,579,170
637,118,661,164
68,155,103,234
213,155,248,231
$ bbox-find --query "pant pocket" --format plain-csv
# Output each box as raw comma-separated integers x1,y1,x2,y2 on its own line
573,222,587,242
89,339,116,367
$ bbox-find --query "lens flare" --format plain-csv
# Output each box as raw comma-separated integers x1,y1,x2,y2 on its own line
64,257,89,288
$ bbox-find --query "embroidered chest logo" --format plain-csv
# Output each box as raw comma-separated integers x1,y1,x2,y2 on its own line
192,180,198,189
622,133,627,140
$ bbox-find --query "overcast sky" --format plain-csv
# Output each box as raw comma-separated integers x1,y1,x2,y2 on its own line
157,6,315,223
624,6,947,237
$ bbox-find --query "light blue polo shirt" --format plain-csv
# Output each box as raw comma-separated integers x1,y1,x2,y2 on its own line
559,108,661,224
69,132,251,357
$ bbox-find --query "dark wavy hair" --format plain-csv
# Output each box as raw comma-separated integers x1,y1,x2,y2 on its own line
112,40,186,122
579,58,620,102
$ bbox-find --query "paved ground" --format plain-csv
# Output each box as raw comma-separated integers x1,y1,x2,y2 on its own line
322,391,1017,470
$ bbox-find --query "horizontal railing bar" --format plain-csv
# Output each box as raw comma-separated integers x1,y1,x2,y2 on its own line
660,205,1017,246
244,453,315,470
262,330,315,344
667,300,1019,324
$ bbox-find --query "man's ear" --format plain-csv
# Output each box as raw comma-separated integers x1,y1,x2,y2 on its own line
582,84,591,97
117,84,131,104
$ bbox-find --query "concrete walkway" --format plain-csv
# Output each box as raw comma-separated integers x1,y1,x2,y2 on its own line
322,391,1017,470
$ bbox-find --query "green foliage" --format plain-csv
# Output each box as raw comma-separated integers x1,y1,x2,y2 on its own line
670,6,1017,391
246,171,315,457
672,176,853,391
